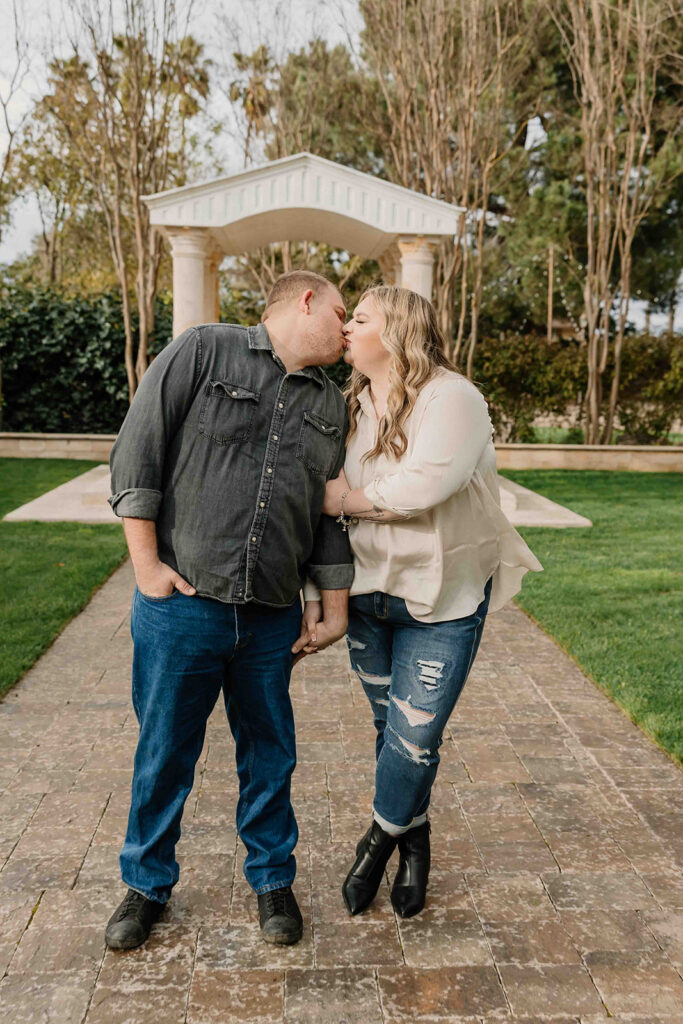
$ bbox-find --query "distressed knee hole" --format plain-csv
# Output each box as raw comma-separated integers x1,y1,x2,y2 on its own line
417,659,444,691
385,724,432,766
357,671,391,689
391,695,436,728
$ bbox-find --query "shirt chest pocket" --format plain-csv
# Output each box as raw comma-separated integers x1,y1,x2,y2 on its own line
199,380,260,446
296,410,341,476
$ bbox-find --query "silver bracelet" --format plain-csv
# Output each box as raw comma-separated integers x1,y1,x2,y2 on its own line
335,490,352,532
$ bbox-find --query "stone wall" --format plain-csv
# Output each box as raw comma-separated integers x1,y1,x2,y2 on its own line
0,433,117,462
496,443,683,472
1,433,682,472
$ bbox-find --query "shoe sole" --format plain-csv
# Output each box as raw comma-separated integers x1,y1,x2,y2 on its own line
105,932,149,951
260,927,303,945
391,901,425,919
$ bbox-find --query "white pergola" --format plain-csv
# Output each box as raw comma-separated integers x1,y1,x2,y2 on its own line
143,152,465,336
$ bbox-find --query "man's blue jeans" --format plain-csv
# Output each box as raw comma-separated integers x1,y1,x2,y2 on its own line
119,587,302,903
346,580,491,832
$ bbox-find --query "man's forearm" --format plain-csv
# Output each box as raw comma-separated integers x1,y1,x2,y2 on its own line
320,587,349,625
123,517,196,598
122,517,160,575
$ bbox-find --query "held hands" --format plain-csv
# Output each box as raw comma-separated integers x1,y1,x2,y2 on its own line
136,559,197,599
291,600,348,666
322,467,350,516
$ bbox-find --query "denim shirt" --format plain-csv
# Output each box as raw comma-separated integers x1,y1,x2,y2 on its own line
109,322,354,606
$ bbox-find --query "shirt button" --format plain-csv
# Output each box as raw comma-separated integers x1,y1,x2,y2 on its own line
278,403,284,409
272,434,278,440
260,502,265,508
267,467,272,474
251,536,256,542
232,391,237,396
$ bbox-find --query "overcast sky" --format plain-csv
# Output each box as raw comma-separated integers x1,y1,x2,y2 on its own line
0,0,361,262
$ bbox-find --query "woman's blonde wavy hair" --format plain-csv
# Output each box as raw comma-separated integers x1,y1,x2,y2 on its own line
344,285,459,461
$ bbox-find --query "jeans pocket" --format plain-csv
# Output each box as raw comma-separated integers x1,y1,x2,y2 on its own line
137,589,180,603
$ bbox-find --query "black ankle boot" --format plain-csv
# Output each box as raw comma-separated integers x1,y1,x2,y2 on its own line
391,820,431,918
342,820,398,915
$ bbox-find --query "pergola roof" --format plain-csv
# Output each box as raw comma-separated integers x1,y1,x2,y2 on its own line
143,152,464,260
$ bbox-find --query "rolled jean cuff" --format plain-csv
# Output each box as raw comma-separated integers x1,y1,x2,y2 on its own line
306,562,354,590
109,487,162,519
253,877,296,896
373,808,429,837
122,882,169,905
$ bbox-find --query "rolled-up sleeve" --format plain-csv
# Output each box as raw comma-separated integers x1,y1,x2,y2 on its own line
364,383,492,517
109,327,202,519
303,403,354,592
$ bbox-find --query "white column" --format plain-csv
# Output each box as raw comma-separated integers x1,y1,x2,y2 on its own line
378,244,401,286
397,236,439,300
166,228,215,336
204,246,223,324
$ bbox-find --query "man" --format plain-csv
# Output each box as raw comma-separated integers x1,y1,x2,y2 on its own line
104,270,353,950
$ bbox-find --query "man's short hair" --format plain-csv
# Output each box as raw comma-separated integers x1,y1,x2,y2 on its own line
263,270,339,317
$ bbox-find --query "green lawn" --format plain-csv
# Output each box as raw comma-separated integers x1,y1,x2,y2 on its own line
0,458,128,699
503,470,683,764
2,461,681,765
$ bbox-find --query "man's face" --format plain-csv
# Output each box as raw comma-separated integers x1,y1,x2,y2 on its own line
300,285,347,366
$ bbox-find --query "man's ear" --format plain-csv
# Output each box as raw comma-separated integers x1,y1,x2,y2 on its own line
298,288,314,316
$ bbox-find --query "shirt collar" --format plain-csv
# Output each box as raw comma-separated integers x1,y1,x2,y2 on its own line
357,384,376,417
248,323,325,389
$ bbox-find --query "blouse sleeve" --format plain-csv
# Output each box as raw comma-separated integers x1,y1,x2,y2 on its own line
363,381,493,518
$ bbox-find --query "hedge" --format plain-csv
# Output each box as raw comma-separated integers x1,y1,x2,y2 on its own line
0,285,173,433
0,283,680,441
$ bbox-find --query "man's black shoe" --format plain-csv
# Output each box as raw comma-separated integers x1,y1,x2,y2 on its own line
104,888,164,950
257,886,303,945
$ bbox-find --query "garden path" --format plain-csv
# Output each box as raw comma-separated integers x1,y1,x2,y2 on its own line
4,466,592,528
0,559,681,1023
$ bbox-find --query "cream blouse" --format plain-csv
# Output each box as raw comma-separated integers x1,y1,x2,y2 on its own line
326,369,542,622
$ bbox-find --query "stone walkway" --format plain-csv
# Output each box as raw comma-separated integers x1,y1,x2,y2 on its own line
3,467,592,528
0,560,681,1024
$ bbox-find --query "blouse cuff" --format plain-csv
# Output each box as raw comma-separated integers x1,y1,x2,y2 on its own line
363,479,414,518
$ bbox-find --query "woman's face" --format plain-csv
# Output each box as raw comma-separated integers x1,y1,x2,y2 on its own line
342,295,390,377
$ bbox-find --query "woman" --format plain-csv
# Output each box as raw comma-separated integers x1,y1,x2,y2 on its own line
320,286,541,918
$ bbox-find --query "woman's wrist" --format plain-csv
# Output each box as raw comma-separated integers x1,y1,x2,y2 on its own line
342,485,410,523
340,486,387,520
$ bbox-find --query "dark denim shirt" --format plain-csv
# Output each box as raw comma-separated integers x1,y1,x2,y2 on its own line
109,322,353,606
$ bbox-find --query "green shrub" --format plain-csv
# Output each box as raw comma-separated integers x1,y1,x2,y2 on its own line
616,333,683,444
471,333,586,442
0,280,679,443
0,283,173,433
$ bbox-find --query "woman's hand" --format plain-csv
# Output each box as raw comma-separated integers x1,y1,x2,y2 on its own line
322,468,350,516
